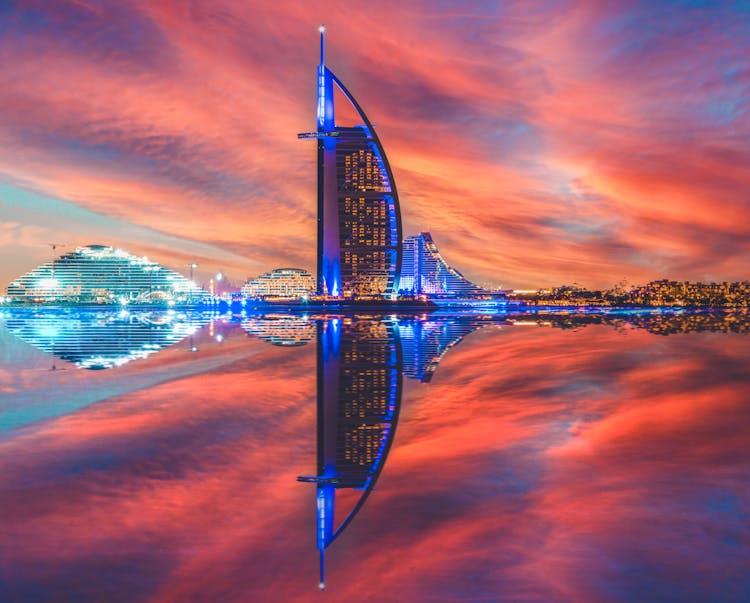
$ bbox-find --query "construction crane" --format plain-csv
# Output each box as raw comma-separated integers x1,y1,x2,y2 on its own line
47,243,67,279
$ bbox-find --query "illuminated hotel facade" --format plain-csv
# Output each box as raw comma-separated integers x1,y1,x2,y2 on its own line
241,268,315,299
399,232,486,297
5,245,205,305
299,27,402,298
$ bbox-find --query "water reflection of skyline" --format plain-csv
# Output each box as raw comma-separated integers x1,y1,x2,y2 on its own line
241,315,316,347
4,309,748,373
0,308,748,601
3,308,750,587
297,319,402,588
1,309,208,370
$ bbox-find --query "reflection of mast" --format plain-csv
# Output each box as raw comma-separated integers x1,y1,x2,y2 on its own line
298,318,403,589
48,334,66,371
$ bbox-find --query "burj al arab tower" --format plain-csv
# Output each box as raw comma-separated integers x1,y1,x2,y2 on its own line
299,26,402,298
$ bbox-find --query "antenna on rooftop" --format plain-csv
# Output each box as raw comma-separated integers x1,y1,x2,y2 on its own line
319,24,326,65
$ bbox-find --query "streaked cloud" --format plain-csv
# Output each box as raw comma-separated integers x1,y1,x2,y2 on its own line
0,0,748,287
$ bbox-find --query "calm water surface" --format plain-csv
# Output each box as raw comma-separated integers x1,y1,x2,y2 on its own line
0,309,748,602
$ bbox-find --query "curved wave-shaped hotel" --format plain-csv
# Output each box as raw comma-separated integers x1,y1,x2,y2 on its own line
400,232,486,297
299,26,402,298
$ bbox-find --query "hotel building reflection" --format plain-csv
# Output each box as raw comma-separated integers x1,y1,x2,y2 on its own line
241,315,315,346
2,309,207,370
298,318,402,589
397,317,486,382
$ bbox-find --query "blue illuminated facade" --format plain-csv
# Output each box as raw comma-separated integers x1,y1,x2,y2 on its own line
400,232,487,298
300,27,402,298
5,245,206,305
397,317,484,382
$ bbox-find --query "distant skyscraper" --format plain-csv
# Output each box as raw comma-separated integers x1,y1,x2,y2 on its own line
299,27,402,298
5,245,205,305
400,232,485,297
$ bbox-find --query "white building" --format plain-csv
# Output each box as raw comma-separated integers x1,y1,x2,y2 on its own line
241,268,315,299
6,245,205,305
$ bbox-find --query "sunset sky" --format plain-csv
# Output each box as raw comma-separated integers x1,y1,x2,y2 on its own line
1,0,748,289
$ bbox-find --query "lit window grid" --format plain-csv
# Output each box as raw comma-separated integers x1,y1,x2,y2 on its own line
399,233,485,297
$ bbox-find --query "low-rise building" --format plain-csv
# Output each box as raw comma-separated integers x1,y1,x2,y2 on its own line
241,268,315,299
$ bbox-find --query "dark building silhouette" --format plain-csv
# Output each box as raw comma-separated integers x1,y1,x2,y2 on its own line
299,27,402,298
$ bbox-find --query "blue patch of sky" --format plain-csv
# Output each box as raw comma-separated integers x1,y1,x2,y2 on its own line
16,128,255,200
703,491,745,517
589,3,750,129
59,137,124,165
0,182,245,261
479,117,543,162
0,1,174,71
704,100,744,124
540,217,607,238
0,182,125,230
598,1,750,60
0,2,49,34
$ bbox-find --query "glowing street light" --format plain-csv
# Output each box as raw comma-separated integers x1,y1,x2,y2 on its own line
213,272,224,298
187,263,198,304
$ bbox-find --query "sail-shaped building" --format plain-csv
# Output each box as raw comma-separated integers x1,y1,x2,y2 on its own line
299,27,402,298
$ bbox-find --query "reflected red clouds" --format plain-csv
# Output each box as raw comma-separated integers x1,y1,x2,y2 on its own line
1,322,749,601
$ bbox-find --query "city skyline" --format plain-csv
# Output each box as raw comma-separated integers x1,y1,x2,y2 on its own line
1,2,749,290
